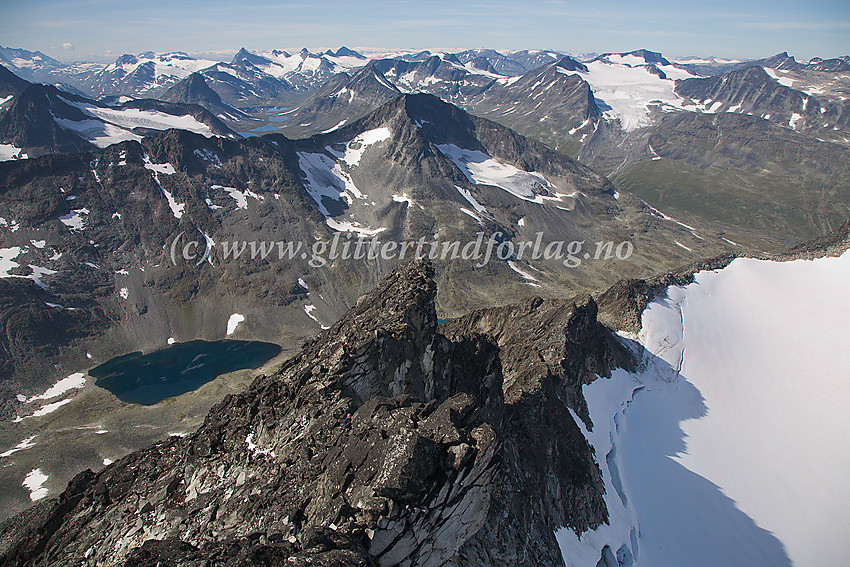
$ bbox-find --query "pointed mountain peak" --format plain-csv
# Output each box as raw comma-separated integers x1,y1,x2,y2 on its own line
350,64,401,93
230,47,272,67
332,258,437,340
626,49,670,65
298,258,439,404
115,53,138,66
758,52,802,70
159,73,249,123
162,72,219,100
353,92,468,131
0,63,30,96
186,72,209,87
555,56,588,72
332,46,366,59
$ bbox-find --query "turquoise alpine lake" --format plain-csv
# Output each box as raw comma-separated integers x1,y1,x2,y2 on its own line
89,340,282,405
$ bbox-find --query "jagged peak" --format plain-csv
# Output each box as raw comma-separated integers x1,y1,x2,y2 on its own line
0,62,30,95
351,63,400,90
282,258,440,405
626,48,670,65
327,46,366,59
318,258,437,345
554,56,588,73
114,53,138,66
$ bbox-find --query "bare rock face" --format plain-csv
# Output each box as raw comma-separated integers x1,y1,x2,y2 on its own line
596,254,737,334
0,259,625,567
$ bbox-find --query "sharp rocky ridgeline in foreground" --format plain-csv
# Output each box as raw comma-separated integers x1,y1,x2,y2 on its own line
0,258,630,567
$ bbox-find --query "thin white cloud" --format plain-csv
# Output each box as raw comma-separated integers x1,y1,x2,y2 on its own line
736,20,850,31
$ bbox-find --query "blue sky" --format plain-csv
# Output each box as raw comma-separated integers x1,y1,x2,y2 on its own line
2,0,848,63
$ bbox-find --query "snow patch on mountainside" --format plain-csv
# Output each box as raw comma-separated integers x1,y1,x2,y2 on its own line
297,131,391,236
55,96,216,148
325,218,386,237
0,143,28,161
58,208,89,230
297,151,357,216
23,468,49,501
0,246,22,278
226,313,245,336
327,127,391,166
557,250,850,566
80,103,215,137
24,373,86,403
764,67,795,88
559,61,688,131
0,436,37,459
437,144,571,205
455,185,488,217
0,247,57,289
146,162,185,219
506,260,538,282
54,117,143,148
213,185,264,210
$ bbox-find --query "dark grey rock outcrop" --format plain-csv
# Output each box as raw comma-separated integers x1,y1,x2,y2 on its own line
596,214,850,334
0,259,624,566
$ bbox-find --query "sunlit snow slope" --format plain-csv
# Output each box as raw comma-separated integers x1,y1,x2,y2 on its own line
558,250,850,566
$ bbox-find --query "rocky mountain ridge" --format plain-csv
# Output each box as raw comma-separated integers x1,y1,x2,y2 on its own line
0,65,238,158
0,258,625,567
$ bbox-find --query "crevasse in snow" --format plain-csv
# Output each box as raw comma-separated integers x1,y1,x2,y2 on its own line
558,250,850,566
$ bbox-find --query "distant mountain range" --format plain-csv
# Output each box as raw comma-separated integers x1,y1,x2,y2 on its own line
3,44,849,248
0,68,237,159
1,41,849,567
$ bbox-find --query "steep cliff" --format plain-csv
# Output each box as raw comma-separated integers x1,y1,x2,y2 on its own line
0,259,627,566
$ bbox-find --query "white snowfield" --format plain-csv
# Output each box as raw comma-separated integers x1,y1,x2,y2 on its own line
22,468,49,501
226,313,245,336
253,49,366,79
296,128,391,237
103,52,217,82
558,250,850,566
558,58,694,131
58,208,90,230
0,435,37,459
212,184,264,210
0,246,58,289
0,143,28,161
55,96,216,148
24,372,86,403
436,144,573,205
12,371,85,421
141,154,187,219
327,127,391,166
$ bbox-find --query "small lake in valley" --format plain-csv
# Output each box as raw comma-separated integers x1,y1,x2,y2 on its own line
89,340,282,405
